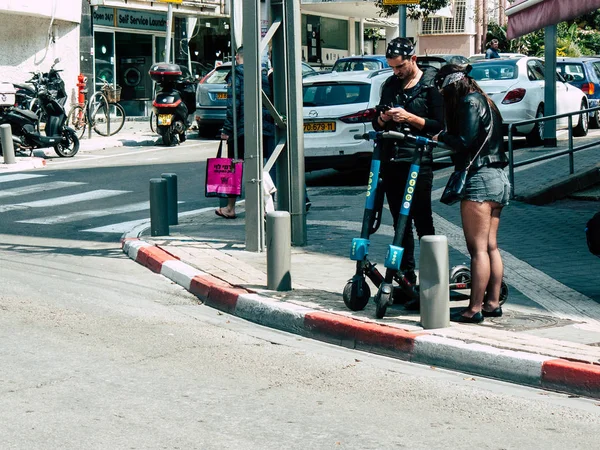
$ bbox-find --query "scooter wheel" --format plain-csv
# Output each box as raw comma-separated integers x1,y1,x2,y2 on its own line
499,281,509,306
449,265,471,283
374,284,392,319
162,129,175,146
343,279,370,311
54,127,79,157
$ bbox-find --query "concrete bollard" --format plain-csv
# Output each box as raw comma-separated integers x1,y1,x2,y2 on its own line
419,235,450,329
1,124,16,164
149,178,169,236
161,173,178,225
266,211,292,291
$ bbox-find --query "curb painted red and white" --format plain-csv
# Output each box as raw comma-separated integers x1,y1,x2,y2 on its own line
122,238,600,399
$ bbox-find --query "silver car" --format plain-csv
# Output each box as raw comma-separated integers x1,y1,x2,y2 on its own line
195,62,317,138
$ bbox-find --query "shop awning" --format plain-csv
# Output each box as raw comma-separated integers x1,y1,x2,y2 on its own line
506,0,600,39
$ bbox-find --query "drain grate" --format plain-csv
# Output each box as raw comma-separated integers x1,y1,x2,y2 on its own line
488,312,577,332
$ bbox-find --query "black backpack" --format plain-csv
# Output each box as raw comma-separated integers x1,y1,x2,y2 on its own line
585,212,600,256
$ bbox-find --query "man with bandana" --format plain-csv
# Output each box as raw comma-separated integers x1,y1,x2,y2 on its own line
372,37,444,308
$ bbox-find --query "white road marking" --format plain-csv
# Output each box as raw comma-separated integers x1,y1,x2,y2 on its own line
83,205,211,233
0,190,129,213
0,181,85,199
19,201,150,225
0,174,47,183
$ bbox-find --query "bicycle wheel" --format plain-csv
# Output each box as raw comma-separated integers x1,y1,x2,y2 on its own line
67,105,87,139
93,102,125,136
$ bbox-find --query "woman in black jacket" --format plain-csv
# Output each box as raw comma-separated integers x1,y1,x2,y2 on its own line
434,64,510,324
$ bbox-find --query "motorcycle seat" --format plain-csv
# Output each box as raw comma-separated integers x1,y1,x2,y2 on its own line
14,83,34,91
13,108,39,121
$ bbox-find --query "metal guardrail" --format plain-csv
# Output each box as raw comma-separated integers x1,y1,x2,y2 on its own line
507,105,600,199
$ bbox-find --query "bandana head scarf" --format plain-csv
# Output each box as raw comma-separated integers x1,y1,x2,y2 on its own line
385,38,415,59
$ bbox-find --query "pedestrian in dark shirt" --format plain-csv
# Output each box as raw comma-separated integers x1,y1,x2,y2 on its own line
372,37,444,300
216,46,275,219
485,39,500,59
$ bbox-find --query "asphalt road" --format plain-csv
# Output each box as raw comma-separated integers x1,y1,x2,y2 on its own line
0,140,219,242
1,232,600,449
1,138,600,448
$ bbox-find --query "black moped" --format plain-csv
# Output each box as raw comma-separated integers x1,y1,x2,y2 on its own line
149,63,197,146
0,87,79,157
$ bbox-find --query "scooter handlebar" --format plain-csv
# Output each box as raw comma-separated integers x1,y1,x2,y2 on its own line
353,130,451,151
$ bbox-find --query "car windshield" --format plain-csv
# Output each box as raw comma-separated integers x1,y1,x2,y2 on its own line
204,66,230,84
303,83,370,107
333,60,383,72
470,63,518,81
556,63,586,81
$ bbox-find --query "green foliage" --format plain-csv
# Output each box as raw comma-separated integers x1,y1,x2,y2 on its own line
486,21,598,57
373,0,451,19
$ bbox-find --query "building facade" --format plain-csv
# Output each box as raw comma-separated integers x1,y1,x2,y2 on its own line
0,0,82,106
85,0,225,116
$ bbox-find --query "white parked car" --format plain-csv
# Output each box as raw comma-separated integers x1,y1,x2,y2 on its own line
469,57,589,144
468,53,526,62
302,69,392,171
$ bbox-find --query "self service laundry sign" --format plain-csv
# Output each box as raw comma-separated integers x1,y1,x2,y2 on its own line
94,7,168,32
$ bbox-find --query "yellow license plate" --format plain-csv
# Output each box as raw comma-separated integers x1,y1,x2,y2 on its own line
216,92,227,99
158,114,173,126
304,121,336,133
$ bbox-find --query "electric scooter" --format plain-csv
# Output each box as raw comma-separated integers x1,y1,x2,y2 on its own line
343,130,508,319
344,129,440,316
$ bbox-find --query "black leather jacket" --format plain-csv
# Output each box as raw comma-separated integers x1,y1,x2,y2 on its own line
372,68,444,165
438,92,509,171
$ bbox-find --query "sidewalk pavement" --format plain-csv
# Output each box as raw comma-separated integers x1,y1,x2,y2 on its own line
120,136,600,399
0,118,160,172
2,119,599,398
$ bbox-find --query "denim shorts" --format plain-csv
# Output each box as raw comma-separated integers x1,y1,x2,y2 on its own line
463,166,510,205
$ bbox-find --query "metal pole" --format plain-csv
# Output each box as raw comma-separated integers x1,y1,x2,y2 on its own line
243,0,265,252
399,6,407,38
149,178,169,236
271,0,290,213
0,124,16,164
230,1,238,160
165,4,173,63
284,0,307,246
508,125,515,199
544,25,557,147
568,116,574,174
266,211,292,291
161,173,178,225
419,236,450,329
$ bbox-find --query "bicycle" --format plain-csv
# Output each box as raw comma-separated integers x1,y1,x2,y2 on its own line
67,80,126,138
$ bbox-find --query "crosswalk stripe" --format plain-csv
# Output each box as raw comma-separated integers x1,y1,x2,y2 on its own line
18,201,150,225
0,174,47,183
0,181,85,199
0,189,129,213
82,205,201,233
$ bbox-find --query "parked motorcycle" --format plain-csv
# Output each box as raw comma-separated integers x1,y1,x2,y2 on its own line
0,86,79,158
13,58,67,124
149,63,197,146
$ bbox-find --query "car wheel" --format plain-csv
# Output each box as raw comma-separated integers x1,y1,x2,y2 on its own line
525,105,544,146
591,110,600,129
573,99,589,137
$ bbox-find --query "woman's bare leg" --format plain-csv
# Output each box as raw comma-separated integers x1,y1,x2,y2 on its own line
483,205,504,311
460,200,493,317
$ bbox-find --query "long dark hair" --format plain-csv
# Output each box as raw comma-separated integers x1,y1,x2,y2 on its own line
434,64,500,135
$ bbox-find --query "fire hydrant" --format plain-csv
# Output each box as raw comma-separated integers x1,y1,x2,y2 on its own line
77,73,87,106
